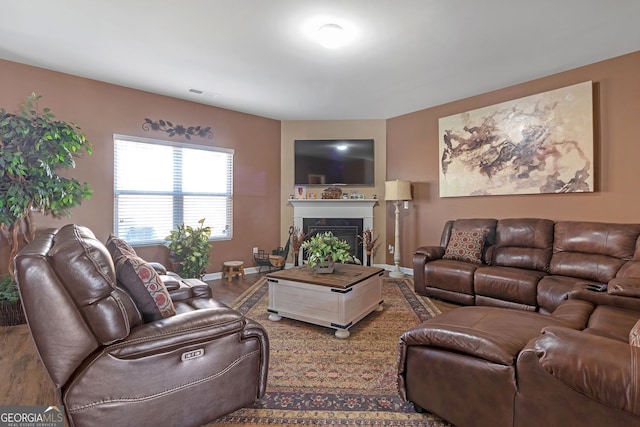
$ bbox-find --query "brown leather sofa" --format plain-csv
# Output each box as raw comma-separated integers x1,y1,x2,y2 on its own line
14,224,269,427
414,218,640,313
399,218,640,426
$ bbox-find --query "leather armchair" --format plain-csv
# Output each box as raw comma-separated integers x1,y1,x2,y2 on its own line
14,224,269,427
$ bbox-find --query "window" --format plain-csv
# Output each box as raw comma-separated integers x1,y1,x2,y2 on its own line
114,135,233,245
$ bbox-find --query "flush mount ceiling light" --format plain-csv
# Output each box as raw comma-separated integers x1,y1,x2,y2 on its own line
303,17,357,49
317,23,346,49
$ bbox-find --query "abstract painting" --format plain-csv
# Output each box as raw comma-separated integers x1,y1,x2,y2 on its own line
439,81,593,197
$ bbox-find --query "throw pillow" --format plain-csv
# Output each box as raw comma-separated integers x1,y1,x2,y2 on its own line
630,318,640,347
443,228,487,264
106,234,137,262
115,254,176,322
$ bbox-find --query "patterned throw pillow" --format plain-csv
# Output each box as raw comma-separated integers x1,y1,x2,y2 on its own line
106,234,137,262
630,318,640,347
115,254,176,322
443,228,487,264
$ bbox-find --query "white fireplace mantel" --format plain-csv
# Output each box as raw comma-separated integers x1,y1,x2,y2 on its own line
290,199,378,265
290,199,377,224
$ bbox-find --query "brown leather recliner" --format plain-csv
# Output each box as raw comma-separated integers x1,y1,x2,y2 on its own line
14,224,269,427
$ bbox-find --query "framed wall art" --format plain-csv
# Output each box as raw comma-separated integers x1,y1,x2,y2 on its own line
438,81,594,197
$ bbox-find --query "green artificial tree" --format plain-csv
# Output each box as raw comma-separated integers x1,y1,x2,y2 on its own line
0,93,92,290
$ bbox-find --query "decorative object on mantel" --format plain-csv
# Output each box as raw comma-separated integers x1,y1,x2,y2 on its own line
290,227,306,267
321,186,342,199
142,118,213,140
439,81,593,197
301,231,352,273
385,180,412,278
358,228,380,267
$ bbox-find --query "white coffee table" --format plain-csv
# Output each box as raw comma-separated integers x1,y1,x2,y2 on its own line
266,264,384,338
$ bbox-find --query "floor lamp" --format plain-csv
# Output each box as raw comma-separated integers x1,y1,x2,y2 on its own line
385,180,412,278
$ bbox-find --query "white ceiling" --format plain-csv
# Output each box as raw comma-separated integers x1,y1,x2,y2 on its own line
2,1,639,121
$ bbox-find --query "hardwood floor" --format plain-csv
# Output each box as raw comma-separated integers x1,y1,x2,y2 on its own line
0,271,455,409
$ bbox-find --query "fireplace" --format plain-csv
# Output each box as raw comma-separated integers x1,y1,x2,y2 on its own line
303,218,364,261
290,199,377,266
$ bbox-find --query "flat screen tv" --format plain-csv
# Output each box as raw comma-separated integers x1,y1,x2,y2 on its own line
294,139,375,186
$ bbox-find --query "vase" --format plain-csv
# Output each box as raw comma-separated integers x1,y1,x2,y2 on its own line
293,251,299,267
366,250,372,266
314,260,335,274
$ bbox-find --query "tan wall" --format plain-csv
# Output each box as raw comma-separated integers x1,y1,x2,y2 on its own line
280,120,388,264
0,59,282,273
386,51,640,268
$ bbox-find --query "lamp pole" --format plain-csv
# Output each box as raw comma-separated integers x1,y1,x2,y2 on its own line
389,200,404,278
385,180,411,279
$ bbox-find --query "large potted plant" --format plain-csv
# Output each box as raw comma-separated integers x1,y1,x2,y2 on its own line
301,231,352,273
0,94,92,325
164,218,212,279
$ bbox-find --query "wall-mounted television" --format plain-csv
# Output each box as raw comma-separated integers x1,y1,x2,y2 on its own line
294,139,375,186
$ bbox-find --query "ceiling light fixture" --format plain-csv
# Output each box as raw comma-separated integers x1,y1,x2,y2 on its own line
317,23,346,49
303,17,357,49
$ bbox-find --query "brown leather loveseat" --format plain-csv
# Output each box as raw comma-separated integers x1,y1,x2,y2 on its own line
413,218,640,313
398,218,640,426
14,224,269,427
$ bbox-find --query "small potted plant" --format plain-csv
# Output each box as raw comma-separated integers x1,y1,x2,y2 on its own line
301,231,352,273
164,218,212,279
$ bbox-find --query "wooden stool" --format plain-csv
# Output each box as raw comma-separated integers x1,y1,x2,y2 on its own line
223,261,245,282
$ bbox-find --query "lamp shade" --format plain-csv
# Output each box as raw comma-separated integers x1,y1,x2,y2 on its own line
385,180,412,201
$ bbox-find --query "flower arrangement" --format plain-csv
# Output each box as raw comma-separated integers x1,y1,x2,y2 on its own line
290,227,306,266
358,228,380,265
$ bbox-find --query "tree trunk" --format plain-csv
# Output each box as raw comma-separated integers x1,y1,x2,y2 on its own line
0,214,33,278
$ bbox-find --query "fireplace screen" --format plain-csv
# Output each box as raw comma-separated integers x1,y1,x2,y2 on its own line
302,218,363,262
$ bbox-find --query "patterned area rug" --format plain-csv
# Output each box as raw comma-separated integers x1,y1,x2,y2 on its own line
210,276,453,426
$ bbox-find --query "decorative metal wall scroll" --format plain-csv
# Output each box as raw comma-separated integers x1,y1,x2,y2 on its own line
142,118,213,140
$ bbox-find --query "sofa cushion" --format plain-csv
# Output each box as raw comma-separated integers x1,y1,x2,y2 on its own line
585,305,640,342
115,254,176,322
550,221,640,283
493,218,554,271
48,224,135,344
443,228,487,264
474,265,547,309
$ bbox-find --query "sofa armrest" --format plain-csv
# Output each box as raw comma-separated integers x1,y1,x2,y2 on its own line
569,282,640,312
413,246,445,294
414,245,445,260
535,326,640,416
108,306,246,357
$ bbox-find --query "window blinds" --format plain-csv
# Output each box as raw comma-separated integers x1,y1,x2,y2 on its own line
113,135,233,245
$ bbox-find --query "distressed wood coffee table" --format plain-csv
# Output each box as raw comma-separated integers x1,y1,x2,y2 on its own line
266,264,384,338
